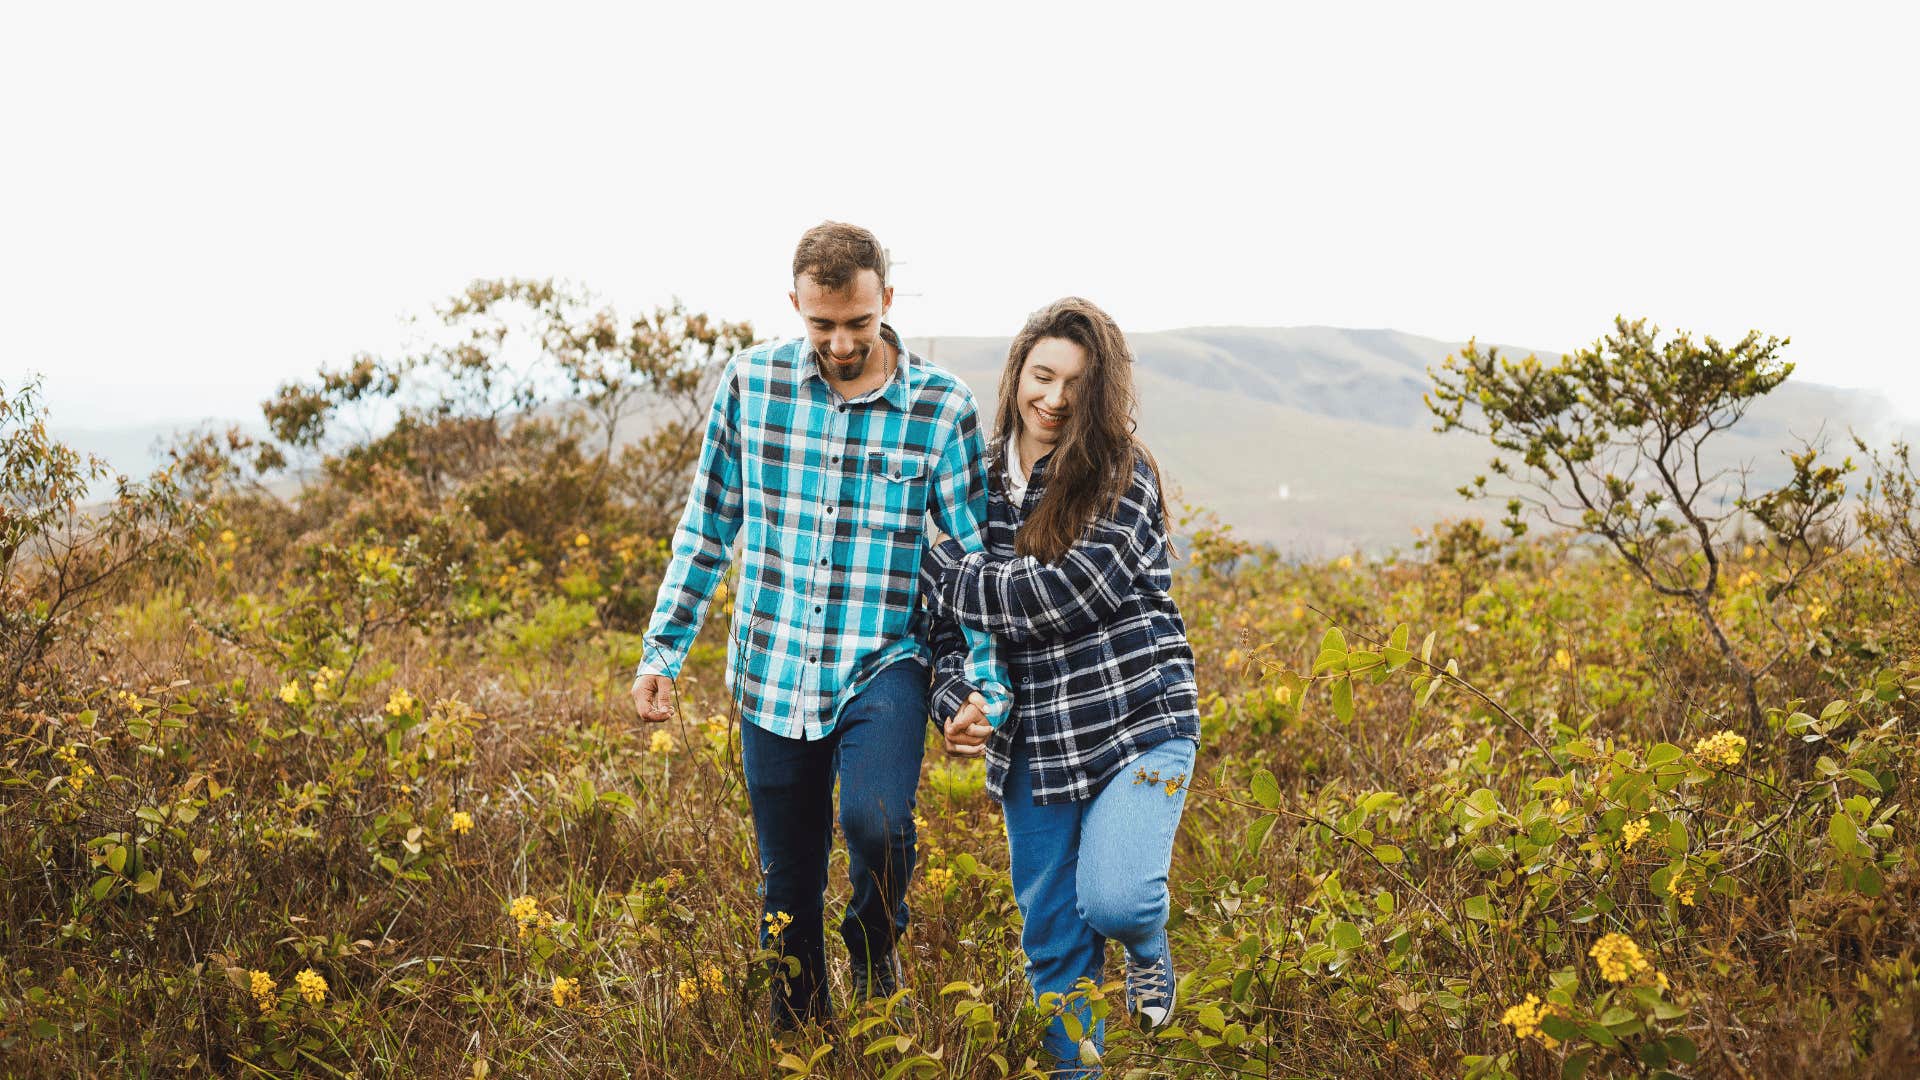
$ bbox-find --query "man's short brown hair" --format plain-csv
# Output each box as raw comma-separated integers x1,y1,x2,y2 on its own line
792,221,889,291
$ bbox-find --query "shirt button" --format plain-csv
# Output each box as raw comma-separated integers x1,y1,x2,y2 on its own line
826,505,835,515
820,557,829,566
809,656,818,663
831,455,841,464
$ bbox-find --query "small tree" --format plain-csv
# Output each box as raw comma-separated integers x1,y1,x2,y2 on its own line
1856,437,1920,598
1427,317,1849,734
1416,517,1507,616
255,279,752,547
1,378,198,706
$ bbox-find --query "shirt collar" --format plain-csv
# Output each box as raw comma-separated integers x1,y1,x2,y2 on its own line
799,322,912,411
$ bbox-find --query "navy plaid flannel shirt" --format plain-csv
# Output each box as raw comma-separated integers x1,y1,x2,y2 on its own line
638,325,1009,739
925,447,1199,804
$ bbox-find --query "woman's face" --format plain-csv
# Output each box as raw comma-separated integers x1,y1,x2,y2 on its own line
1016,336,1088,453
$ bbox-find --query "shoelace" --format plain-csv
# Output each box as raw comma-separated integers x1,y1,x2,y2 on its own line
1126,957,1168,1002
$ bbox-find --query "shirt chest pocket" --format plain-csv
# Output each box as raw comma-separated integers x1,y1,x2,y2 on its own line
860,450,930,535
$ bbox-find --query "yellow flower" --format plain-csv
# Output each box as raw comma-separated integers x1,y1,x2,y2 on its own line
54,744,95,793
311,666,340,700
1551,797,1572,816
219,528,237,547
1742,544,1756,560
649,730,677,755
1335,555,1354,571
551,975,577,1008
278,681,302,704
1163,772,1187,797
1673,872,1699,907
1551,648,1572,671
1807,601,1828,623
511,895,552,939
1501,994,1544,1039
294,968,328,1005
675,977,701,1006
1691,730,1746,769
1589,933,1651,983
574,532,591,548
449,811,474,835
384,688,416,717
923,866,954,892
674,963,727,1006
1619,818,1650,849
249,969,276,1014
763,910,793,938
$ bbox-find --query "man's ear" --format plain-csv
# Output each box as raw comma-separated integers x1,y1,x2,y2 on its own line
788,290,800,312
881,285,894,313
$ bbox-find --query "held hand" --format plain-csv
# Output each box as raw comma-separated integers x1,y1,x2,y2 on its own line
943,691,991,757
630,674,677,723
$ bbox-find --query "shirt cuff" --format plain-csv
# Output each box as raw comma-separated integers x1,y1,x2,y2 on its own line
634,644,681,683
975,679,1011,728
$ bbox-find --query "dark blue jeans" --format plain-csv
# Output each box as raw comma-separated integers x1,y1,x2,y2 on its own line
741,659,928,1026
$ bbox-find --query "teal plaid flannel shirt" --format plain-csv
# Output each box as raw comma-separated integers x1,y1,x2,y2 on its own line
636,324,1009,738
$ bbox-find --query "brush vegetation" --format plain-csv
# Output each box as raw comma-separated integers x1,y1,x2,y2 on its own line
3,289,1917,1077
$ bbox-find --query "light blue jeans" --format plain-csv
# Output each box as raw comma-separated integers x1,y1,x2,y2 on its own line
1003,732,1196,1076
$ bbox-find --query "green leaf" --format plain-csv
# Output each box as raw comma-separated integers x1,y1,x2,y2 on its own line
1360,790,1399,813
1331,921,1363,951
1829,811,1859,856
1463,895,1491,922
1250,768,1280,809
1645,742,1683,767
1843,768,1882,793
1331,678,1354,723
1541,1014,1581,1042
1245,815,1277,854
1371,844,1404,864
1561,1050,1591,1080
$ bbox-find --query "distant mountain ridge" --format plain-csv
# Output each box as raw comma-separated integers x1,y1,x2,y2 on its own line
50,326,1915,555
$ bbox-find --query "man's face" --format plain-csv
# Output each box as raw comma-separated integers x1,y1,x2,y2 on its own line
790,269,893,383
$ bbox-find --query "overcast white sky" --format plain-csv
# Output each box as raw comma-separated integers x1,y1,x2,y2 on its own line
4,1,1917,432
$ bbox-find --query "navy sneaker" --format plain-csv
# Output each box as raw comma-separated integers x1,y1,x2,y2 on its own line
1124,932,1177,1030
850,948,903,1006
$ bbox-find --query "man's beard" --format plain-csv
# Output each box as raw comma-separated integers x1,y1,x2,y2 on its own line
823,339,876,381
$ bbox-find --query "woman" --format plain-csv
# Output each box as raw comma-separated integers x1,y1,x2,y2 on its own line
924,296,1200,1075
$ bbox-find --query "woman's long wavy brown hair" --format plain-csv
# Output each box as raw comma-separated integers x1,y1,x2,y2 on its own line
993,297,1166,564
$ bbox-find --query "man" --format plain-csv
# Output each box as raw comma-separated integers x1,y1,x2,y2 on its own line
631,221,1008,1027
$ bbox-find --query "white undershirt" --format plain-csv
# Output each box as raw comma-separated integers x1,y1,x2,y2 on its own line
1005,439,1030,507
